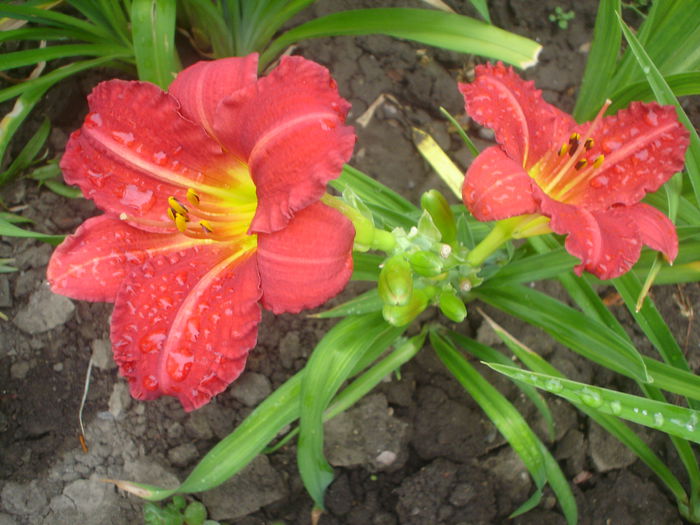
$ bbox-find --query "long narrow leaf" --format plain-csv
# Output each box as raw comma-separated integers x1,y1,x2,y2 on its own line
130,0,179,88
261,8,541,69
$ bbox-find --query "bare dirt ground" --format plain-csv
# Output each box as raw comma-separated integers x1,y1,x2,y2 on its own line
1,0,698,524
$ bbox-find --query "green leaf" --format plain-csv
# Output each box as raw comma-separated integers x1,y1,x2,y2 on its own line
0,216,64,245
131,0,179,88
468,0,491,23
573,0,621,122
475,283,650,382
351,252,382,281
0,44,127,71
261,8,541,70
311,288,383,318
617,13,700,220
0,117,50,186
489,364,700,444
431,331,577,525
609,72,700,113
298,313,404,508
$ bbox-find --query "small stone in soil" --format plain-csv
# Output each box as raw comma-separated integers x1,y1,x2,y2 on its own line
13,284,74,334
229,372,272,407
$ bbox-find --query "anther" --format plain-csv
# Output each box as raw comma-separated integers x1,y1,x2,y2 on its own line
186,188,200,207
558,143,570,156
167,207,176,222
593,155,604,169
168,196,188,215
584,138,594,150
575,159,588,170
199,220,213,233
174,213,188,232
567,133,580,156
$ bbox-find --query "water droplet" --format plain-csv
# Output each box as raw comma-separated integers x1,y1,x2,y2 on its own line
143,375,159,391
153,151,167,165
125,251,146,265
141,262,155,279
185,318,200,342
120,184,155,212
601,139,621,154
174,271,188,286
686,422,696,432
642,66,650,75
87,169,107,188
589,175,609,189
166,355,193,382
139,331,166,353
581,389,603,408
167,253,181,265
112,130,135,145
158,296,174,309
610,401,622,415
85,112,103,128
653,413,664,427
643,110,658,126
546,379,563,392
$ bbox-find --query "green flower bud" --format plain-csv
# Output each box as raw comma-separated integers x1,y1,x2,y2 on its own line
382,288,429,326
438,290,467,323
378,255,413,306
420,189,457,244
408,250,444,277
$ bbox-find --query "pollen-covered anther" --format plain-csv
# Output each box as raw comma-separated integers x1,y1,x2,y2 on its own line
575,159,588,170
199,220,213,233
584,138,594,150
186,188,200,207
558,143,570,156
174,212,188,233
567,133,580,156
168,196,188,215
593,155,604,169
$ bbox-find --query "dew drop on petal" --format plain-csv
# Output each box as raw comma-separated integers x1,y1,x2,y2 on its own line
174,271,188,286
112,131,135,146
143,375,159,391
166,354,193,382
141,262,155,279
120,184,155,212
86,112,103,128
185,317,200,342
601,139,621,154
87,169,107,188
589,175,609,189
643,110,658,126
153,151,167,166
139,331,166,353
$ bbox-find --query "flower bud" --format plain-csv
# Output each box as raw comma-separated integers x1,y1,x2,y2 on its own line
378,255,413,306
438,290,467,323
382,288,429,327
408,250,444,277
420,189,456,244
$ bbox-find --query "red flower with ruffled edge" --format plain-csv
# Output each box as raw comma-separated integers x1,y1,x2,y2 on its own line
47,54,356,411
460,62,689,279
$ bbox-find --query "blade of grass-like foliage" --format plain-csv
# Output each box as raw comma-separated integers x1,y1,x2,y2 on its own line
1,44,126,72
298,313,404,509
0,85,50,167
311,288,383,318
489,364,700,444
412,128,463,199
467,0,490,23
609,72,700,113
573,0,621,122
260,8,541,70
244,0,317,57
334,165,417,215
447,329,690,508
447,330,555,441
0,217,63,245
484,248,577,286
131,0,179,88
0,54,133,104
179,0,234,57
0,3,113,40
646,192,700,227
618,14,700,220
0,27,97,43
266,331,427,454
0,117,49,185
351,252,382,281
431,330,576,524
475,283,649,382
66,0,131,44
439,106,479,157
611,0,700,90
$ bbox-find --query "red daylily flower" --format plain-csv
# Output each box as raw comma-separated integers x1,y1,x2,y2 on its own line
460,62,689,279
48,54,356,411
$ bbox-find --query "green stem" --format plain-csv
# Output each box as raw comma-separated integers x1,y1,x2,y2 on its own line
322,194,397,253
466,217,519,267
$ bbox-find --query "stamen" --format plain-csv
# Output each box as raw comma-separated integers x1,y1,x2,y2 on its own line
568,133,580,156
168,196,188,215
593,155,604,169
186,188,200,206
575,159,588,170
174,213,187,233
584,138,594,150
167,207,176,222
199,220,213,233
558,143,570,156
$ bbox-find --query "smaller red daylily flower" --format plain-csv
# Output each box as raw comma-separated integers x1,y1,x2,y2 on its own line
460,62,689,279
48,54,356,411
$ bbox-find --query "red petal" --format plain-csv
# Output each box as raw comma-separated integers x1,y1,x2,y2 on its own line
459,62,574,169
47,215,191,302
61,80,239,224
214,56,355,233
462,146,538,221
257,202,354,314
623,202,678,263
540,194,646,280
573,102,689,209
168,55,259,139
111,246,262,411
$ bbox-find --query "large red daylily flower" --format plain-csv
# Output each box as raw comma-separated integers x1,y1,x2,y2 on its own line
47,55,356,411
460,62,689,279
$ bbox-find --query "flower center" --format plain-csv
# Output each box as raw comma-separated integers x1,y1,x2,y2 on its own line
527,100,611,204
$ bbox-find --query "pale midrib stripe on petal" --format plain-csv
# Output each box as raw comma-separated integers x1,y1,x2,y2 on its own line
247,111,339,166
482,76,530,166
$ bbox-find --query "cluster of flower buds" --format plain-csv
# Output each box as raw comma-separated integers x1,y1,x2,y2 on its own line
377,189,479,326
